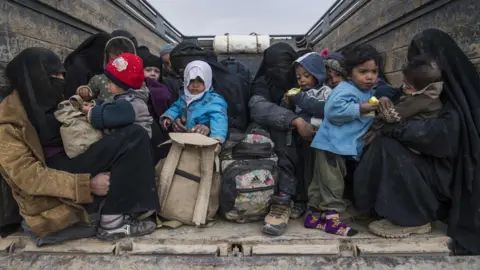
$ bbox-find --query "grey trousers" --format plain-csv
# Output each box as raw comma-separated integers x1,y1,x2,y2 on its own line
308,150,348,212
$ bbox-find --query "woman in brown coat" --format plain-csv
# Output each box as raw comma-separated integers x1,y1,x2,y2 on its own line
0,48,158,244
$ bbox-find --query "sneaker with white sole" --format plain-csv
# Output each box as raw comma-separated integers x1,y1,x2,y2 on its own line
97,216,156,240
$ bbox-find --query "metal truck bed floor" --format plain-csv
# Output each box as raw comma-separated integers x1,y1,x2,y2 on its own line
2,219,477,269
0,219,450,257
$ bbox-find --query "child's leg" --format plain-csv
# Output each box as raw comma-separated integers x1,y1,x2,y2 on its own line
305,150,357,236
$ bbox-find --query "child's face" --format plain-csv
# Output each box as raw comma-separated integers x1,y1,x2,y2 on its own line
326,67,345,88
295,65,317,90
107,80,125,95
144,67,161,81
349,60,378,90
402,81,417,95
108,52,121,62
187,79,206,95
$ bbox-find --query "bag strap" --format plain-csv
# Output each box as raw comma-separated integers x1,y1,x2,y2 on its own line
192,145,216,226
158,142,183,210
250,32,260,53
158,139,172,148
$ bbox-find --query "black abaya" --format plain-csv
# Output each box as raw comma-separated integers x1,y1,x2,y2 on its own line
47,125,159,214
355,106,460,238
408,29,480,254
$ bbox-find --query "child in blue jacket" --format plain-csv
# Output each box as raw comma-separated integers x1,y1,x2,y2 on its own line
161,60,228,143
305,44,381,237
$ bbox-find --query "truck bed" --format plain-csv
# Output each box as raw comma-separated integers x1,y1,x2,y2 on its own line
0,218,454,263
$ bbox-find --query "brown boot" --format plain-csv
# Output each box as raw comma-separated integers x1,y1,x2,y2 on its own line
262,195,292,236
369,219,432,238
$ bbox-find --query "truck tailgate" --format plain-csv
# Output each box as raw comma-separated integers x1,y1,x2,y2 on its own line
0,219,472,269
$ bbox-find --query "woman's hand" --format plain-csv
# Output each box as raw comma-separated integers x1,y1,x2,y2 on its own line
378,97,394,112
90,173,110,196
292,118,315,141
361,130,379,147
190,124,210,136
161,118,172,130
172,116,187,132
82,102,94,115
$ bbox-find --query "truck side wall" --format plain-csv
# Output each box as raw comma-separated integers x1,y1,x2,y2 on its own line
313,0,480,86
0,0,169,86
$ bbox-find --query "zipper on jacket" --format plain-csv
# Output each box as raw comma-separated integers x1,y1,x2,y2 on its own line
182,88,214,126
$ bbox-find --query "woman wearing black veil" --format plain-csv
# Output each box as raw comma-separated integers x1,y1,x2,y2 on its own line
63,32,111,97
0,48,159,244
354,29,480,254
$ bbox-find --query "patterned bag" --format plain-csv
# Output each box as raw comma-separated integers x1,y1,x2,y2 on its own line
219,129,278,223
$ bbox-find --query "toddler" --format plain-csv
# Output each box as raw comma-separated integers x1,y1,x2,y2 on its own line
372,55,443,132
324,52,347,88
286,52,333,129
306,44,381,237
83,53,153,137
161,60,228,143
77,36,149,102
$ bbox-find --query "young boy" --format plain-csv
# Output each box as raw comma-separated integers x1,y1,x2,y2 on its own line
286,52,333,130
83,53,153,137
161,60,228,143
285,52,333,219
324,52,347,88
305,44,381,237
372,55,443,133
77,36,149,102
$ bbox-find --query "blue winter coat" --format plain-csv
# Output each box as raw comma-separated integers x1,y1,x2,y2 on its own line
311,81,374,160
162,88,228,142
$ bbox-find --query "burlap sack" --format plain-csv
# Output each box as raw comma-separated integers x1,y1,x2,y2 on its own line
54,95,103,158
155,133,220,226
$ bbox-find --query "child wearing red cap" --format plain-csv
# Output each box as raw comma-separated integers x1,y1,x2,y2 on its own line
83,53,153,138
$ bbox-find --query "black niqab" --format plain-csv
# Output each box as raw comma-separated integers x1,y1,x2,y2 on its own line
6,48,65,147
408,29,480,253
63,33,111,97
64,32,110,75
253,42,298,104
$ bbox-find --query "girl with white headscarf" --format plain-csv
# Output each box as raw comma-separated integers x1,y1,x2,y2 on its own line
161,60,228,143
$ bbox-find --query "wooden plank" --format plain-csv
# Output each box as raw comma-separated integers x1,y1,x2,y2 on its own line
1,1,91,50
38,0,167,52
